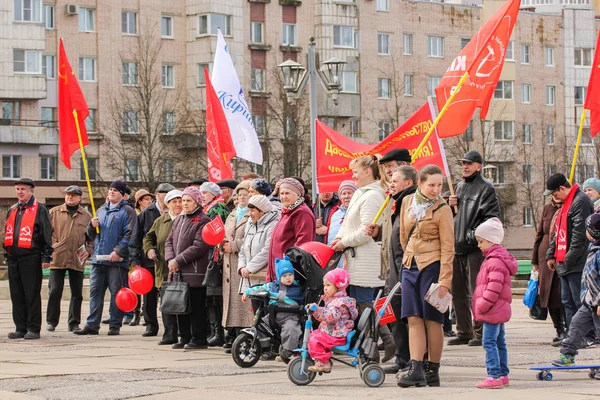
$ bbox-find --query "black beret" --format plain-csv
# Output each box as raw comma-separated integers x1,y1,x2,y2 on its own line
217,179,239,190
379,148,411,164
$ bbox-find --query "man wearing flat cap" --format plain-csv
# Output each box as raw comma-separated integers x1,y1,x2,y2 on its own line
3,178,53,340
46,186,93,333
378,148,412,179
447,150,500,347
217,179,239,212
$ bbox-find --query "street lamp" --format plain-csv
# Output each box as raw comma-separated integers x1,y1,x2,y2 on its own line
278,37,347,198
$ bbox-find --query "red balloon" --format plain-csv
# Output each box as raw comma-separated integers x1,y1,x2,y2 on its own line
298,241,335,269
116,288,138,312
202,215,226,246
128,267,154,295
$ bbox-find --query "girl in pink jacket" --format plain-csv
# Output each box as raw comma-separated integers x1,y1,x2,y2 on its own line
472,218,518,389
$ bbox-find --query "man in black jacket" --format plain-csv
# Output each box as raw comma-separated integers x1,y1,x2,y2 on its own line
448,150,500,346
3,178,53,340
129,182,176,335
545,173,594,345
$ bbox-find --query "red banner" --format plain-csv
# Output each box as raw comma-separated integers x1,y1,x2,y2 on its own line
584,30,600,137
316,102,449,193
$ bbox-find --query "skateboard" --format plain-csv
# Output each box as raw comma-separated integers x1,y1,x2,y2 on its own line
530,365,600,381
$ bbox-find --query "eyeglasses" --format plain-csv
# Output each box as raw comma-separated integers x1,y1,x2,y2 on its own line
237,194,249,198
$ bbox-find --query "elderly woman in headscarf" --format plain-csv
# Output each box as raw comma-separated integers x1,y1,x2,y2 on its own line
143,189,183,346
267,178,316,281
249,178,282,210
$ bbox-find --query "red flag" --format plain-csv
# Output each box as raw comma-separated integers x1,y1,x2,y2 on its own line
204,67,236,181
435,0,521,138
58,38,89,169
584,30,600,137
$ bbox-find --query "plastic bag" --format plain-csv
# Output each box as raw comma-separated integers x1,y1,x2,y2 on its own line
522,270,539,309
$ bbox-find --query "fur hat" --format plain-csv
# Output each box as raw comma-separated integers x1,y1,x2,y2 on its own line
200,182,222,196
275,256,295,282
182,186,204,207
474,217,504,245
324,268,350,291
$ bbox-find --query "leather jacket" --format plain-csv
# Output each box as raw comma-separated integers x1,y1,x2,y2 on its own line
454,171,500,255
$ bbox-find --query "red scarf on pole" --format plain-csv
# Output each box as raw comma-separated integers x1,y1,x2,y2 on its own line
3,200,39,249
554,184,579,262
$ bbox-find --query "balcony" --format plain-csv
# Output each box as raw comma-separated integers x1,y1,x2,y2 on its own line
0,122,57,145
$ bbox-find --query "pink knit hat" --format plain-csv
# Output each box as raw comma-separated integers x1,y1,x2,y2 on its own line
324,268,350,291
279,178,305,197
338,180,358,194
182,186,204,207
474,217,504,245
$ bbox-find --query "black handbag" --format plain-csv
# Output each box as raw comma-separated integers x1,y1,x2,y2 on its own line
529,295,548,321
202,248,223,288
159,272,190,315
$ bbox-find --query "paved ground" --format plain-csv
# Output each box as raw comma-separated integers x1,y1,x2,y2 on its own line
0,299,599,400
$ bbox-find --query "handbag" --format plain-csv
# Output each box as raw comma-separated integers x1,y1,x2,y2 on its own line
202,247,223,288
159,272,190,315
522,270,539,309
529,295,548,320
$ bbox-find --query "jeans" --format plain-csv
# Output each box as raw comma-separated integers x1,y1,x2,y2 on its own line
482,322,509,379
85,264,129,331
560,272,583,329
46,269,84,329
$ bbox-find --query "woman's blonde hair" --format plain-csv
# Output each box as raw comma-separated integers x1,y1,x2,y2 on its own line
349,155,389,189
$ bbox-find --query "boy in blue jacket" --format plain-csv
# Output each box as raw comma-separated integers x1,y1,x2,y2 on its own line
243,256,303,362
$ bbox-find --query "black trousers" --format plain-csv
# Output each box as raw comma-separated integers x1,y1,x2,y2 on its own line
46,268,84,329
176,287,208,345
390,290,410,366
452,252,484,340
8,256,43,334
142,268,159,332
162,312,178,342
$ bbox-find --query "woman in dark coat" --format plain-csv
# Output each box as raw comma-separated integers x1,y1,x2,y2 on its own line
531,200,565,343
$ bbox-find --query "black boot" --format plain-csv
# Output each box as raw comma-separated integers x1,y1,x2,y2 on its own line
129,311,141,327
549,307,566,342
397,360,427,388
207,296,224,347
424,361,440,387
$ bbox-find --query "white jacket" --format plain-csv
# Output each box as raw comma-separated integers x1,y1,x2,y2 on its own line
336,180,387,288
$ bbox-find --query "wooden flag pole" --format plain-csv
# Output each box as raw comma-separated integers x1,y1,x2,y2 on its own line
73,109,99,233
568,111,587,184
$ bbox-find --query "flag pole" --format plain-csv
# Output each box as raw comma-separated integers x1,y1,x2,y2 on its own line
568,111,586,184
73,109,99,233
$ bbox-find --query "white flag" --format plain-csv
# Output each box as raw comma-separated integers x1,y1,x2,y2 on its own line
212,30,263,165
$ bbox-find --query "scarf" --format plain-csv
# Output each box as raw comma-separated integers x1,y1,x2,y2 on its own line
554,184,579,262
4,199,39,249
202,195,225,214
282,197,304,215
236,205,248,223
408,188,439,222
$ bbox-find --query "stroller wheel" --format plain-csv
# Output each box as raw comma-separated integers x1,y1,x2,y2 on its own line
287,357,317,386
362,364,385,387
232,332,262,368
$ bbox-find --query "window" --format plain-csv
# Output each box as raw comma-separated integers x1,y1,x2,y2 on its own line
404,74,413,96
161,15,173,38
122,62,138,86
40,107,56,127
252,115,265,136
521,44,530,64
251,68,265,92
78,57,96,82
199,14,232,36
350,119,360,135
42,54,55,79
494,80,513,100
163,159,174,182
282,24,297,46
403,33,412,55
427,76,441,97
546,125,555,145
125,159,139,181
494,121,514,141
13,49,41,74
85,109,96,132
523,206,533,227
523,163,534,184
545,47,555,67
378,78,391,99
464,121,473,141
13,0,42,22
250,22,264,44
427,36,444,57
40,156,56,180
122,11,137,35
78,8,95,32
546,164,558,178
376,0,389,11
122,110,138,134
378,121,392,141
488,164,506,185
322,117,335,129
341,71,357,93
461,37,470,49
575,86,586,106
162,65,174,88
333,25,355,48
574,48,592,67
80,157,97,180
505,41,514,61
42,4,53,29
523,123,532,144
163,111,175,135
2,102,20,122
197,63,212,86
546,85,555,106
377,33,390,55
2,155,21,179
522,83,531,104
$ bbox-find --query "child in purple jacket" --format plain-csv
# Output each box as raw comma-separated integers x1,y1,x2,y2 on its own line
472,218,518,389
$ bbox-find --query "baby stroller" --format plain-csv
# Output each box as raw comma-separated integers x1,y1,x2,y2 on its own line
231,243,354,368
287,281,402,387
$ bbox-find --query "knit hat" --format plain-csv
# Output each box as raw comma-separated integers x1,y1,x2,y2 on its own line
474,217,505,245
583,178,600,195
338,180,358,195
279,178,305,197
199,182,222,196
182,186,204,206
586,213,600,240
165,189,183,204
109,180,128,196
324,268,350,291
275,256,295,282
248,195,273,213
251,178,272,196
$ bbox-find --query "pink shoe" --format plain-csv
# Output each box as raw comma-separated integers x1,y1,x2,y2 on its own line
476,377,505,389
501,376,510,386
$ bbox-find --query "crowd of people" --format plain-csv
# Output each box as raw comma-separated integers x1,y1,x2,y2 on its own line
2,148,600,389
